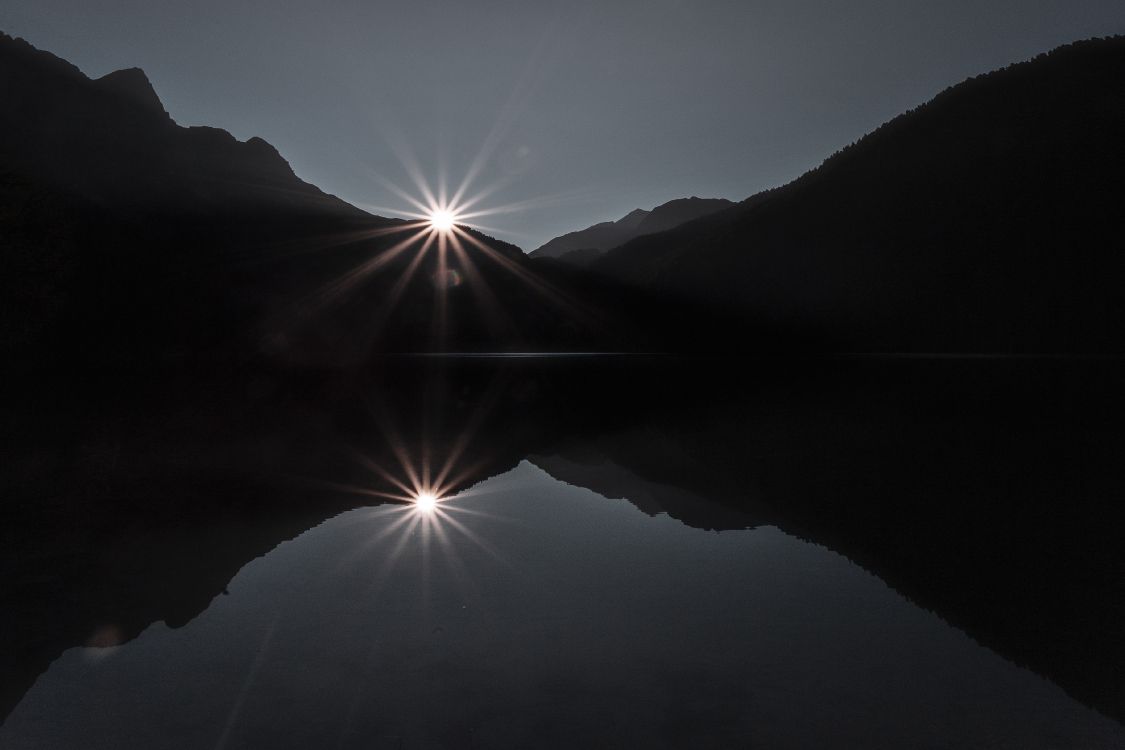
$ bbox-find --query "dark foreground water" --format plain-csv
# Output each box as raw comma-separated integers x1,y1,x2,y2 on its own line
4,462,1123,749
2,358,1124,748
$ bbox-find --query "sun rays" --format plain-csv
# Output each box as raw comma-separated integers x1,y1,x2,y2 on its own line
325,445,512,608
289,161,606,353
306,364,523,604
244,118,617,365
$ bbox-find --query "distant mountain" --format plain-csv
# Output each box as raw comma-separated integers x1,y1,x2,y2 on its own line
530,209,647,260
593,36,1125,353
530,197,732,263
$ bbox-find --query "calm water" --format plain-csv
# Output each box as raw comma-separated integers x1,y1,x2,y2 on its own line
3,359,1124,747
3,460,1122,749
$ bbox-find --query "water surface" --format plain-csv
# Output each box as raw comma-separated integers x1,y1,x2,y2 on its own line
4,461,1121,749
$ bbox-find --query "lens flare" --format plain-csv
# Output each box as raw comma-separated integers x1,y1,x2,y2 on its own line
433,268,463,289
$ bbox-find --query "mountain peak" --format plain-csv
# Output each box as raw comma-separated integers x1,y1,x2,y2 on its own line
636,197,734,234
530,197,733,262
0,35,368,219
0,31,84,80
616,208,650,229
96,67,169,119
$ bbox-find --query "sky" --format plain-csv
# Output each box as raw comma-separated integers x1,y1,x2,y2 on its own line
3,1,1124,250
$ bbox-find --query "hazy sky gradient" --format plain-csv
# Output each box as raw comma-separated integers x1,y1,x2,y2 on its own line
3,1,1124,249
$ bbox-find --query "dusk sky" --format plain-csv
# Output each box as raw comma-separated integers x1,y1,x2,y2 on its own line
4,0,1124,249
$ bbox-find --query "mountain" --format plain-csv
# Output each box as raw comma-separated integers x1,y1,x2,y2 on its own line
529,197,733,263
530,209,647,260
592,36,1125,353
0,33,359,219
0,30,380,365
12,32,1121,362
0,33,709,367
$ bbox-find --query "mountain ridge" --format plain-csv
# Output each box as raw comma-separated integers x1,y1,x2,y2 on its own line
0,31,360,219
529,196,733,262
1,32,726,367
591,35,1125,353
94,67,169,119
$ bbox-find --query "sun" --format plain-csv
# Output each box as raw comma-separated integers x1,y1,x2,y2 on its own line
429,209,456,232
414,491,439,513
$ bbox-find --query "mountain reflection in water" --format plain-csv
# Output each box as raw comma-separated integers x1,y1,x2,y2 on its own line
2,357,1124,747
5,462,1123,750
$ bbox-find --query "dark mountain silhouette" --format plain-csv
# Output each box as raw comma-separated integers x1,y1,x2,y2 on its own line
94,68,168,118
0,31,378,365
530,208,647,260
631,197,736,235
1,33,735,367
0,33,358,218
12,33,1122,360
592,36,1125,353
529,197,733,264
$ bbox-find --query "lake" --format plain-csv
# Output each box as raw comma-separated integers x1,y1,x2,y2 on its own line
2,358,1124,747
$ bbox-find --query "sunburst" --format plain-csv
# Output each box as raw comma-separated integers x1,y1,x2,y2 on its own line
266,125,608,357
428,209,457,232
